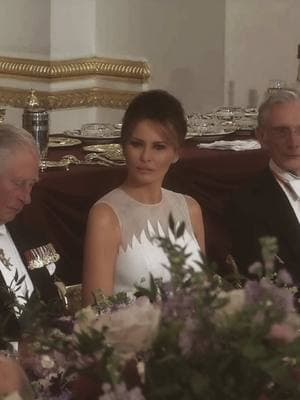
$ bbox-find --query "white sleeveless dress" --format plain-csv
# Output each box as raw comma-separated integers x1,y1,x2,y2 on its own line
96,188,203,294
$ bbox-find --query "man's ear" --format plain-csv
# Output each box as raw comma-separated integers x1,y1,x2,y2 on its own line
255,127,269,149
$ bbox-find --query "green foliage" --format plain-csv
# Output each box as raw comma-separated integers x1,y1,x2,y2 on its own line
2,226,300,400
140,233,300,400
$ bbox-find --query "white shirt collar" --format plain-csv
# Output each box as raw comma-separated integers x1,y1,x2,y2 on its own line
0,224,7,235
270,159,300,200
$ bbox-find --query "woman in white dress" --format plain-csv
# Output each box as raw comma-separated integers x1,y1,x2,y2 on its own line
82,90,205,303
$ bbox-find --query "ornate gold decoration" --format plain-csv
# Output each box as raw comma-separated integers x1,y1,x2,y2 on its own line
26,89,40,108
0,56,150,82
0,86,138,110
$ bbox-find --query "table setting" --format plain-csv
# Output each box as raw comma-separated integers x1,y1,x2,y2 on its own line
37,122,124,170
41,105,258,171
186,106,257,142
44,136,125,171
64,122,122,142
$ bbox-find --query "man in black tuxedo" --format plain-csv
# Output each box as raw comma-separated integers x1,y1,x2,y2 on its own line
0,124,62,340
226,90,300,285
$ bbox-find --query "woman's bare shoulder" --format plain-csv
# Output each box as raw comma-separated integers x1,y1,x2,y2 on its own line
88,201,119,229
184,195,203,215
184,194,205,252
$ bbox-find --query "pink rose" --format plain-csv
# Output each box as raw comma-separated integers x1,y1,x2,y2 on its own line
268,323,298,344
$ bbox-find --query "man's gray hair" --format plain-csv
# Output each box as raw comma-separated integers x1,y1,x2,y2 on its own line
257,89,300,128
0,124,38,169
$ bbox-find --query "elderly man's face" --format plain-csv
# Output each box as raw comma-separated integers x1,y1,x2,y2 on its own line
0,147,39,225
257,100,300,175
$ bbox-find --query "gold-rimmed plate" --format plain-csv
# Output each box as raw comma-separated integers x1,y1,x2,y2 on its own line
49,137,82,148
83,144,125,162
65,129,121,140
42,160,70,169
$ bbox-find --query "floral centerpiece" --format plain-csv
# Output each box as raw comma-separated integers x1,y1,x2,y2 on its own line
1,217,300,400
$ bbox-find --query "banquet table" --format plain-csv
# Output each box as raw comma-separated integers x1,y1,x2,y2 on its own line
19,139,269,284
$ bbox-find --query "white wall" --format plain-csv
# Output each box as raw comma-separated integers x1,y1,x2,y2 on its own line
225,0,300,108
0,0,50,59
0,0,226,131
96,0,225,113
50,0,96,59
3,0,300,127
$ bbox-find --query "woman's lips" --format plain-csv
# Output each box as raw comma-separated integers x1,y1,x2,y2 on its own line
136,167,153,173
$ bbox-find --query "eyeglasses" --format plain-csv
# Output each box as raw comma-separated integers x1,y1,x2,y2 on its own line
270,126,300,139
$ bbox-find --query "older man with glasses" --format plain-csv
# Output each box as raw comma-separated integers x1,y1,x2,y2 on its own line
226,89,300,285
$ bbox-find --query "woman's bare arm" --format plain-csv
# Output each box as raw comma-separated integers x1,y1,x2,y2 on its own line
82,203,121,305
185,195,206,255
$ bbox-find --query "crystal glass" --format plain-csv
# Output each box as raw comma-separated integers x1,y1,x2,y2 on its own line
36,130,49,171
268,79,286,89
81,123,114,137
267,79,287,96
215,106,245,121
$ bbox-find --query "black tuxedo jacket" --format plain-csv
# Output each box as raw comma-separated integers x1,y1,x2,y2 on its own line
226,168,300,285
0,216,61,340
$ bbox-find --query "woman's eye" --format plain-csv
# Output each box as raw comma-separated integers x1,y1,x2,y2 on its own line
154,144,166,150
129,140,142,147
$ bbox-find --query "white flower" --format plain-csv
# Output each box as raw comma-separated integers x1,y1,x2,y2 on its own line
137,361,145,383
73,305,98,335
93,296,161,355
214,289,245,322
40,355,55,369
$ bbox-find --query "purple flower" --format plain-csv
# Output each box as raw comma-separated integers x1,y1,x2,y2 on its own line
162,290,197,321
248,262,263,277
245,278,295,316
53,317,74,335
178,317,197,356
244,280,262,305
276,269,293,286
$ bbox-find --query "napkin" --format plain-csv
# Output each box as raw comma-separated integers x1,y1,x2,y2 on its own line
197,139,261,151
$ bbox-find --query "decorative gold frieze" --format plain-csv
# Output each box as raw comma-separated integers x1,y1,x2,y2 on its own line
0,56,150,82
0,87,138,110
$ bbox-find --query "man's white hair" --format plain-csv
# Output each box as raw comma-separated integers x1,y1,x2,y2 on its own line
0,124,38,171
257,89,300,128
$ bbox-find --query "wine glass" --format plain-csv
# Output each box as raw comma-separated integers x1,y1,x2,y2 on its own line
267,79,287,95
36,130,49,171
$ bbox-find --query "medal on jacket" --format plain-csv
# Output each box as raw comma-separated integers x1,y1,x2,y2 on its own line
24,243,60,270
0,248,13,270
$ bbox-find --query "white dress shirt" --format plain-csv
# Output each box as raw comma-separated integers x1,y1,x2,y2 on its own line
0,224,34,315
269,159,300,223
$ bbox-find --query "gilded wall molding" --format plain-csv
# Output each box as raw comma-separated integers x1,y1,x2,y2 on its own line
0,56,150,82
0,87,138,110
